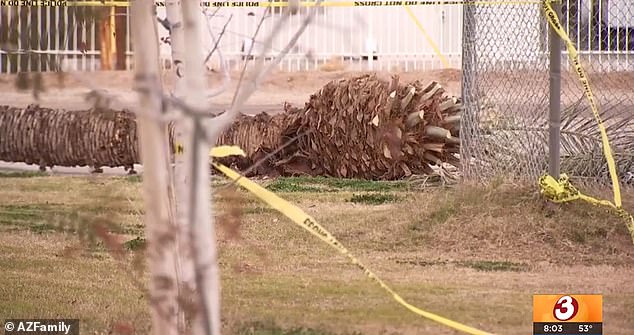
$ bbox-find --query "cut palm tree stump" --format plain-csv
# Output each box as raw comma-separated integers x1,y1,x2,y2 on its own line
0,74,462,179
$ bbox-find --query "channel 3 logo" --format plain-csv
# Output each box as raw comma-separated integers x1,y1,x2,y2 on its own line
553,295,579,321
533,294,602,324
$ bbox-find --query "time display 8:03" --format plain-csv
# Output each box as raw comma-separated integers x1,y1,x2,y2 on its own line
543,324,564,333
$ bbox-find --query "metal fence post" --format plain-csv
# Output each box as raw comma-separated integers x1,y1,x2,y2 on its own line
548,1,562,179
460,0,476,181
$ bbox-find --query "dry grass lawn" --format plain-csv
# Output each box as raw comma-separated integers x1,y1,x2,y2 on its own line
1,172,633,335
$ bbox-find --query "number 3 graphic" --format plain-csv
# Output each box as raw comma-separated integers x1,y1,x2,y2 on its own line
553,295,579,321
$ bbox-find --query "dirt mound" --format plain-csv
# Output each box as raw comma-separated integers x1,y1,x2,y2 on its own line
398,183,634,266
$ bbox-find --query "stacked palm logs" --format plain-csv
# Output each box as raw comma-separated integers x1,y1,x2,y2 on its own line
0,74,463,179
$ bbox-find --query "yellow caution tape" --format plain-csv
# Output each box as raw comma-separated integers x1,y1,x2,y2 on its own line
542,0,621,207
173,143,244,157
539,174,634,242
208,157,494,335
209,145,246,158
0,0,556,7
174,143,185,155
541,0,634,243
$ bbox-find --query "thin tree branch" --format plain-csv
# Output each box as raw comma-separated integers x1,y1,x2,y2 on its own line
203,14,232,65
158,3,272,121
229,6,274,108
209,0,323,138
203,10,233,98
256,5,320,84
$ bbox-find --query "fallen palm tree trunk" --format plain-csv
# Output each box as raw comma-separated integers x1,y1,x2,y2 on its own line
216,74,463,179
0,104,143,172
214,103,303,176
0,75,463,179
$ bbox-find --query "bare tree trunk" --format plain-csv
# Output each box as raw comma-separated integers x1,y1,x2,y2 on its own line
180,1,222,334
130,1,179,335
165,0,196,332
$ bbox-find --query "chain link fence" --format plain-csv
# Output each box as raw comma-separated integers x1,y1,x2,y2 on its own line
461,0,634,186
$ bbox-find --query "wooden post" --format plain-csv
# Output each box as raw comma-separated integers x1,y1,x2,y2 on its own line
100,7,116,70
115,6,127,70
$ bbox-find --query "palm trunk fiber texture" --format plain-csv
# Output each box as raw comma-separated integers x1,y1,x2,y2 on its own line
0,104,143,170
217,74,462,179
0,74,461,180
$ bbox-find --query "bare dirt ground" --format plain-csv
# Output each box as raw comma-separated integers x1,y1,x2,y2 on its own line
0,69,462,110
1,68,630,121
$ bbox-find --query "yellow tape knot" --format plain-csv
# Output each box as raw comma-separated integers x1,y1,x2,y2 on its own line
539,174,634,244
538,173,580,203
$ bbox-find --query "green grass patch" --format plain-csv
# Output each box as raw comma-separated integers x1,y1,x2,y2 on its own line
119,223,145,236
125,175,142,183
123,237,146,251
457,260,530,272
265,182,324,193
264,176,408,193
0,171,47,178
394,258,448,267
308,176,408,192
348,193,399,205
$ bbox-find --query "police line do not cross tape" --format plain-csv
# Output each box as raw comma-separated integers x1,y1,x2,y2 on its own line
0,0,555,8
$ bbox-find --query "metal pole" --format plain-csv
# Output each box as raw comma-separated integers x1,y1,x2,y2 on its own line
548,2,562,178
461,1,474,107
460,0,476,180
